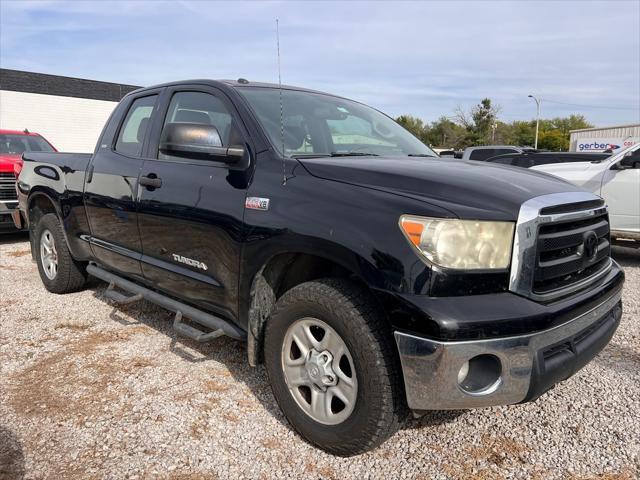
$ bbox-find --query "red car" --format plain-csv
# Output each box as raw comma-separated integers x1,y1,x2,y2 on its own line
0,129,57,232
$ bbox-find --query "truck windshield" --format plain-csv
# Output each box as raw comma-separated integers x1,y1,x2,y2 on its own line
0,134,55,154
237,87,436,158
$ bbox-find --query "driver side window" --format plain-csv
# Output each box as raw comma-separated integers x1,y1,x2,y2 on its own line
158,91,241,161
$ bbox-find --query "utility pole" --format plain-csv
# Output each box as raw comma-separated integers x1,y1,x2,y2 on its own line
528,95,541,149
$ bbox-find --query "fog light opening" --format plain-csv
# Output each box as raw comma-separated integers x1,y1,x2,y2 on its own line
458,354,502,395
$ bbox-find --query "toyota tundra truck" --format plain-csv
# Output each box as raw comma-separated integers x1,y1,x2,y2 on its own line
14,79,624,456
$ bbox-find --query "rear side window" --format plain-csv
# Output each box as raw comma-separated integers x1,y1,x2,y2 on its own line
470,149,495,160
115,95,157,157
493,148,518,157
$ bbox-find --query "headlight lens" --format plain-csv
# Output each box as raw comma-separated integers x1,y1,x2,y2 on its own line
399,215,515,269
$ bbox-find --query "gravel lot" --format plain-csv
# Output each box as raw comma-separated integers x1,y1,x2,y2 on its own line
1,232,638,480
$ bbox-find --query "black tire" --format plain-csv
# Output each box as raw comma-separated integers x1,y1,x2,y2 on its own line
34,213,88,293
264,278,406,456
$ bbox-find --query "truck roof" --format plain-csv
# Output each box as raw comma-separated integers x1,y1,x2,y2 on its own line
0,128,45,137
126,78,338,99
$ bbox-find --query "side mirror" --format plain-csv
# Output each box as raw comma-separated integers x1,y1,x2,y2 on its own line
159,123,245,163
615,151,640,170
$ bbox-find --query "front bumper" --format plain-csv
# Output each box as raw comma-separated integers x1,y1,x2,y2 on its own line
395,284,623,411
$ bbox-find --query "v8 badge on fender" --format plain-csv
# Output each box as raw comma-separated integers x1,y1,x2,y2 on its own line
245,197,270,211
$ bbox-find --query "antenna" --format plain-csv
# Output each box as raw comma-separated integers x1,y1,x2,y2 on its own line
276,18,286,185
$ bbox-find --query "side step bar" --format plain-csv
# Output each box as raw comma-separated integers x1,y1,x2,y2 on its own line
87,264,245,341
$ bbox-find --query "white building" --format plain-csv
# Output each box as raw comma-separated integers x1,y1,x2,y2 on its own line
0,69,139,153
569,123,640,153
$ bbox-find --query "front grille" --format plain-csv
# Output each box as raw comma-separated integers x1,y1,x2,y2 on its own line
534,208,611,295
0,172,18,201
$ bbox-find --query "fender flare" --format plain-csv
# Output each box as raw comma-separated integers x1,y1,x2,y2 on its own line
244,247,380,366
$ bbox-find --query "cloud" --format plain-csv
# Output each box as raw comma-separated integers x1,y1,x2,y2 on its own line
1,0,638,126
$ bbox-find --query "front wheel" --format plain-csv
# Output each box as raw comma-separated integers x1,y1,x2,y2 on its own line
34,213,88,293
264,279,406,456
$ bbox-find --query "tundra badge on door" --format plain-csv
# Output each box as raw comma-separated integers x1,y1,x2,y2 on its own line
172,254,208,271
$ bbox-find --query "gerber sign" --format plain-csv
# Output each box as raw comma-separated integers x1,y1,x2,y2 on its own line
576,137,639,152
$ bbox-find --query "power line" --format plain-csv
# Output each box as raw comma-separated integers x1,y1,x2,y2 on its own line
543,99,639,111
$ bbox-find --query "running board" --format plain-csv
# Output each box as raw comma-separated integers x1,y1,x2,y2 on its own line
173,311,225,343
87,264,245,341
105,282,143,304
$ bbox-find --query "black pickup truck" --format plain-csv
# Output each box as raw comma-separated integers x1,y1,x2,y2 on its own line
14,79,624,456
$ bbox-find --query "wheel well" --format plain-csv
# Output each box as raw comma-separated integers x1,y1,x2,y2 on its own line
247,253,366,366
26,194,59,257
28,194,57,226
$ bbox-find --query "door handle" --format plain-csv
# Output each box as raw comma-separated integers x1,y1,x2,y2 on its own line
139,174,162,189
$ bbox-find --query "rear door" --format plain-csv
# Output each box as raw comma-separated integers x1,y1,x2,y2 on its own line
136,85,252,320
84,90,161,278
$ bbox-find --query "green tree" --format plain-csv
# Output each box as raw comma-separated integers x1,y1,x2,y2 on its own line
424,117,467,148
396,104,593,152
538,129,566,150
506,120,536,147
455,98,501,146
395,115,429,143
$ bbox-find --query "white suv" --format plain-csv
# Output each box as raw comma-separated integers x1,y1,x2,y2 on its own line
532,144,640,246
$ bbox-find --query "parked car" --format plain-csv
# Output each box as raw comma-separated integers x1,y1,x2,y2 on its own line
0,129,56,232
15,79,624,455
458,145,535,161
486,151,610,169
532,143,640,247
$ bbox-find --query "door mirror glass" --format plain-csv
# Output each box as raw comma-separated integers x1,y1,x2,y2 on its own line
159,123,244,162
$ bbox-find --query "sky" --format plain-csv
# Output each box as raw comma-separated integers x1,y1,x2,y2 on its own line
1,0,639,127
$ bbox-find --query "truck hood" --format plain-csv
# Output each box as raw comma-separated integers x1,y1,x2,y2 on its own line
531,161,604,193
0,154,21,174
531,161,594,175
298,157,585,220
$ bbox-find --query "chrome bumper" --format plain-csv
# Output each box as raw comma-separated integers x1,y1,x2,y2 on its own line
394,289,622,410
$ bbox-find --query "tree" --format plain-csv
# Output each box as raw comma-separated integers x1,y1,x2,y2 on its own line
424,117,467,148
395,115,429,143
396,101,593,151
506,120,536,147
538,129,566,151
455,98,501,146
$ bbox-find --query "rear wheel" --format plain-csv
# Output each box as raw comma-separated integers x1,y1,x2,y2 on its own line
34,213,88,293
264,278,406,456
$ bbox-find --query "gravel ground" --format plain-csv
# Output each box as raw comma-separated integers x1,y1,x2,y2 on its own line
1,232,639,480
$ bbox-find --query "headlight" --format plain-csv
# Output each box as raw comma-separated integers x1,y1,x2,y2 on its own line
399,215,515,269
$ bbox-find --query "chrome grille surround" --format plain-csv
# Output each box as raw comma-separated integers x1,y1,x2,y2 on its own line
509,191,612,302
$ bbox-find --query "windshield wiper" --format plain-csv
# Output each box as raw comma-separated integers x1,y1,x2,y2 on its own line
290,153,332,159
407,154,437,158
329,152,379,157
291,152,379,159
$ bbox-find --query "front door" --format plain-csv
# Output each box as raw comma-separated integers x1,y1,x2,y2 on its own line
137,87,251,321
84,92,161,278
